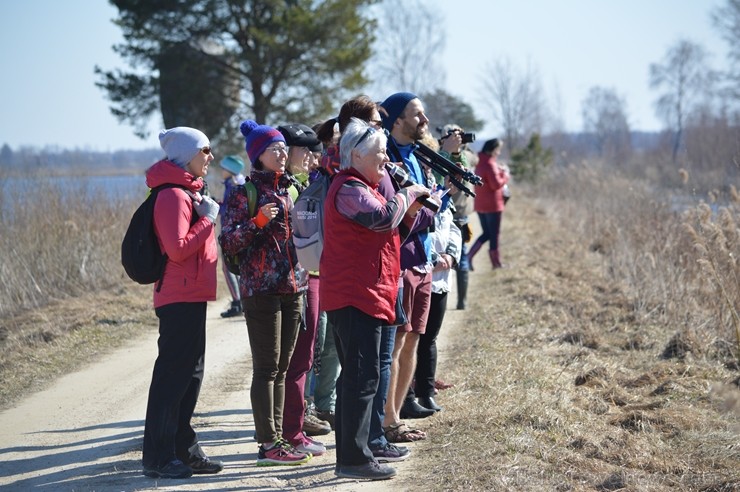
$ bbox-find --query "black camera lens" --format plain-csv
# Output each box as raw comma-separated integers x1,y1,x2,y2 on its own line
461,132,475,144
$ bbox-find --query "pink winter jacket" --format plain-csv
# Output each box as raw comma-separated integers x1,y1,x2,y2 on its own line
473,152,509,213
145,160,218,308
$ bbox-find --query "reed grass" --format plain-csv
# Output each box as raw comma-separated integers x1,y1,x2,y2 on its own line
0,175,136,317
543,161,740,366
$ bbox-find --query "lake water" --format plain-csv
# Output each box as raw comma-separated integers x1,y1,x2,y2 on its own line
2,175,148,201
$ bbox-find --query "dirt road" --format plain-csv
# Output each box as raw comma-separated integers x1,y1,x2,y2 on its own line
0,283,460,491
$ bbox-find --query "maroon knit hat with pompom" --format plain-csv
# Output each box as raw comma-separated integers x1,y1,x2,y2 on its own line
239,119,285,164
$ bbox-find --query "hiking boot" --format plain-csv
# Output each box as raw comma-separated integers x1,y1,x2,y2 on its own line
221,300,242,318
293,434,326,456
257,438,311,466
143,459,193,479
177,443,224,474
371,443,411,463
188,455,224,474
303,413,331,436
316,409,335,430
335,461,396,480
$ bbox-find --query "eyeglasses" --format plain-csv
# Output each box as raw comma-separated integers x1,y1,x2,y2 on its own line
200,147,212,155
354,127,376,149
265,145,288,154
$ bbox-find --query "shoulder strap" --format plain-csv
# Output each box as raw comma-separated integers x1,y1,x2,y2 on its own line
387,137,404,164
244,181,258,218
288,184,299,203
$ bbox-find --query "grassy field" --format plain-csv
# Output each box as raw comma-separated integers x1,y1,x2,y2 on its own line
403,172,740,491
0,165,738,490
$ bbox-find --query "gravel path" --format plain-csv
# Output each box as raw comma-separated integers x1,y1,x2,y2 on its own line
0,284,460,491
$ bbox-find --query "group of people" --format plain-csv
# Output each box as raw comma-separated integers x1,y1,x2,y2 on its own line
139,92,510,481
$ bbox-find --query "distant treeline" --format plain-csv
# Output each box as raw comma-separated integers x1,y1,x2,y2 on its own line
0,144,162,175
0,131,667,174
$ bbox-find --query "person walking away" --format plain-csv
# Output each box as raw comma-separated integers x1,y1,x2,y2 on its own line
217,155,246,318
142,127,224,479
219,120,310,466
320,118,431,480
468,138,509,270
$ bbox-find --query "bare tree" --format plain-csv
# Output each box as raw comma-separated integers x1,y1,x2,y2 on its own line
479,57,546,150
581,86,632,161
649,39,716,162
712,0,740,106
369,0,446,95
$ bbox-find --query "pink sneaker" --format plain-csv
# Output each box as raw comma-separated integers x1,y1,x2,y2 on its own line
293,434,326,456
257,439,311,466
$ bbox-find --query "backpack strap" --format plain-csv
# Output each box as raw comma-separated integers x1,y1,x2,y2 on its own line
243,180,258,218
288,184,299,203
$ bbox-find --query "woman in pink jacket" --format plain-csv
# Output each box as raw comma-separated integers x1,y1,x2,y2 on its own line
469,138,509,269
141,127,223,479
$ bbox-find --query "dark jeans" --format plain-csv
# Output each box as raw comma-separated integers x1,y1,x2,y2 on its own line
328,306,382,467
368,325,396,449
414,292,448,398
474,211,503,251
243,292,303,444
143,302,207,468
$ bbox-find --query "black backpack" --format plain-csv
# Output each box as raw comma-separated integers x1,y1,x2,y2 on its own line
121,184,191,291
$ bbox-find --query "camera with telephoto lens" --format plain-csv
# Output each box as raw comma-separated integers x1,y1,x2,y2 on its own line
445,128,475,144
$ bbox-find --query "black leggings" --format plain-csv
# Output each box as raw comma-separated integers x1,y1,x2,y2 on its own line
413,292,448,398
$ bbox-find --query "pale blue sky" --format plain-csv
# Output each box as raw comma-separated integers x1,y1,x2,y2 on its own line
0,0,729,151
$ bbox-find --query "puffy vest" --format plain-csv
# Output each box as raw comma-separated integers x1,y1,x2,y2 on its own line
319,170,401,323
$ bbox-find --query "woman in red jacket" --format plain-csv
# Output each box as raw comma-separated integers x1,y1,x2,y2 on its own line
469,138,510,269
142,127,223,479
320,118,430,480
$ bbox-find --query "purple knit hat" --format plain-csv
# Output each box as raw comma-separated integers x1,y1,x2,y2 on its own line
239,120,285,164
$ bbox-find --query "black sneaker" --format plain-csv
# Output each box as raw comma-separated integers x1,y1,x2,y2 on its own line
188,455,224,474
221,301,242,318
336,461,396,480
371,443,411,463
143,459,193,479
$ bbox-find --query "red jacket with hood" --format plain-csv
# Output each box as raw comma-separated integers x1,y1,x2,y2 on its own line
473,152,509,213
145,160,218,308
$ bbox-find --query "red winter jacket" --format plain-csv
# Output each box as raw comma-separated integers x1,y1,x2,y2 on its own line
145,160,218,308
473,152,509,213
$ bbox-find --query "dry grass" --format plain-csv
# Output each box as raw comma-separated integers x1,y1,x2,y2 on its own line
0,175,136,317
0,283,155,409
404,179,740,491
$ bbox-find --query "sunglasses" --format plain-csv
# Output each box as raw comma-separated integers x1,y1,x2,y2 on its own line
200,147,212,155
353,127,377,149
